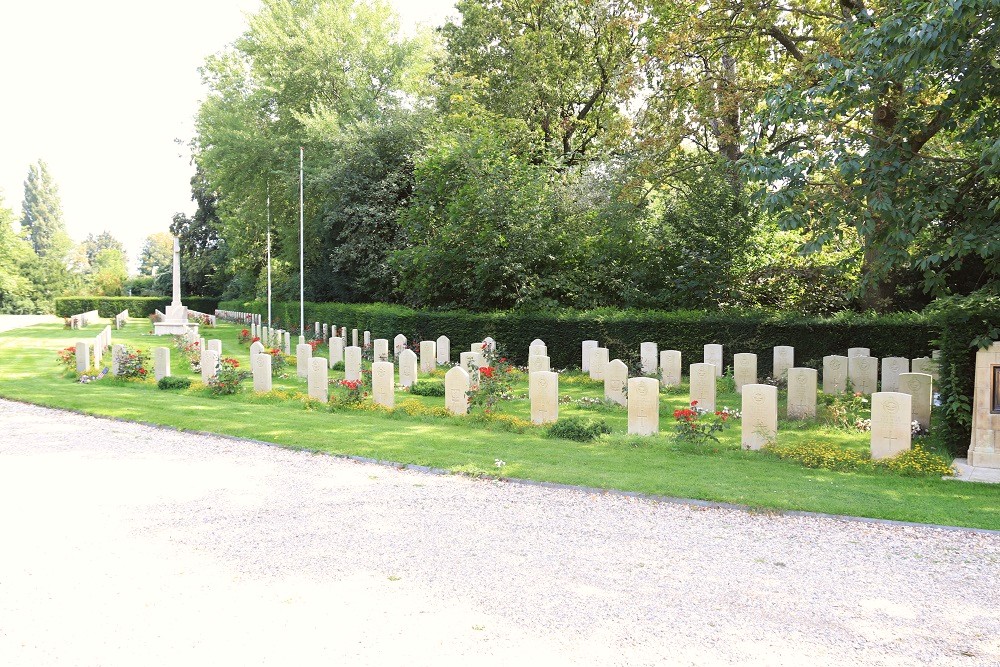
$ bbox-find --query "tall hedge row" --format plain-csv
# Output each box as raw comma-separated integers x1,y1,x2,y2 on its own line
220,299,937,372
54,297,220,319
928,293,1000,457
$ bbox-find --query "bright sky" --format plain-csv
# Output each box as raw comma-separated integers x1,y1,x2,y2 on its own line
0,0,456,271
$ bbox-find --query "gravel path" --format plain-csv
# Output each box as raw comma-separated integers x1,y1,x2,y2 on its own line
0,399,997,666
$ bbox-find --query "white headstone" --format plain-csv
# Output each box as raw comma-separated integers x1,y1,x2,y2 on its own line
372,361,394,408
250,340,264,361
786,368,818,419
742,384,778,451
283,331,291,355
880,357,909,392
344,346,362,382
527,355,550,399
419,341,436,374
154,347,170,381
445,366,470,415
704,344,723,377
660,350,681,387
76,341,90,372
581,340,598,372
399,349,418,388
733,353,757,394
898,372,932,432
459,351,480,388
308,357,328,402
393,334,407,356
93,339,103,368
530,371,558,424
201,350,219,384
849,356,878,395
871,392,912,460
848,347,870,358
253,352,272,393
296,343,312,378
589,347,610,380
352,329,359,347
373,339,389,362
436,336,450,364
482,337,496,352
604,359,628,406
689,363,717,412
529,340,546,357
911,356,938,382
314,322,320,337
363,330,371,347
772,346,794,380
627,377,659,435
822,355,849,394
329,337,345,368
111,344,126,376
640,342,658,375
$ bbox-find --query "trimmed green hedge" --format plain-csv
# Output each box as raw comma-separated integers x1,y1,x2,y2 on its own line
221,299,937,372
54,297,220,319
928,292,1000,457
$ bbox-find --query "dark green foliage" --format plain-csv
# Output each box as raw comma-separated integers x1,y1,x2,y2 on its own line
19,160,65,257
926,291,1000,456
54,297,220,319
409,381,445,397
548,416,612,442
221,299,936,371
170,170,230,299
157,376,192,390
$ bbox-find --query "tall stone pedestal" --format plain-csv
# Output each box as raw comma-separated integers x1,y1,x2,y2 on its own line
969,342,1000,468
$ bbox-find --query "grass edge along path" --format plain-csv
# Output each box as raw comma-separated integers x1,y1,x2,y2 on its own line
1,321,998,531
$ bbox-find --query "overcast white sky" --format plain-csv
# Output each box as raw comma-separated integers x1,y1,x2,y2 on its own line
0,0,456,270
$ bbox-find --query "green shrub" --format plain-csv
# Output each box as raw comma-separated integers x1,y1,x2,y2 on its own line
547,416,612,442
219,299,937,370
157,376,192,390
54,296,220,319
409,381,445,397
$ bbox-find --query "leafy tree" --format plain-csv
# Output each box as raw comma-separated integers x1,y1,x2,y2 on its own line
0,195,38,313
137,232,174,277
442,0,644,168
748,0,1000,308
82,231,127,266
88,248,129,296
20,160,66,257
169,170,230,297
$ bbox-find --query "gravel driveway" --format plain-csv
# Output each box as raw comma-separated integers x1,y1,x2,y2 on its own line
0,399,997,666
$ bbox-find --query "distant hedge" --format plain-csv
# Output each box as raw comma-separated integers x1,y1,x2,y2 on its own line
928,292,1000,457
220,299,937,371
54,297,220,319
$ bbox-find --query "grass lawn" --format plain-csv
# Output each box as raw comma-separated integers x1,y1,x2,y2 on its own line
1,319,997,530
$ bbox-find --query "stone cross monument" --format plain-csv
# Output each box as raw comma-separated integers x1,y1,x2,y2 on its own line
153,237,199,336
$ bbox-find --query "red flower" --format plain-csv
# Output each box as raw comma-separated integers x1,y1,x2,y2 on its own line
691,400,698,406
480,366,494,378
139,369,146,375
252,337,260,343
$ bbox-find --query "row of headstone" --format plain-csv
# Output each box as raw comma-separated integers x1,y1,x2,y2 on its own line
113,309,129,330
214,310,259,326
188,309,217,326
68,309,99,329
75,326,113,372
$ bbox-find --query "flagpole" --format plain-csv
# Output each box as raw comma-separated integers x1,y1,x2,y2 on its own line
299,146,304,338
266,182,272,332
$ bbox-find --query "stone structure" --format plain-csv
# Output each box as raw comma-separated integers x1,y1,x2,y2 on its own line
153,237,199,337
787,368,817,419
823,355,848,394
640,342,657,375
111,344,125,376
689,363,717,412
627,377,659,435
399,349,418,388
363,331,371,347
372,361,394,408
373,339,389,362
773,346,794,381
283,331,291,355
968,342,1000,468
253,353,272,393
581,340,598,372
529,339,547,358
848,356,878,395
419,341,436,373
436,336,450,364
154,347,170,381
704,344,723,377
604,359,628,406
660,350,681,387
530,371,558,424
848,347,870,358
445,366,469,415
207,339,222,357
352,329,359,347
899,372,932,432
483,337,496,352
249,341,264,362
871,392,912,460
589,347,609,381
76,341,90,372
344,346,362,382
329,337,344,368
911,356,938,382
393,334,407,356
308,358,328,403
296,343,312,378
742,384,778,450
881,357,910,392
201,350,219,384
733,353,757,394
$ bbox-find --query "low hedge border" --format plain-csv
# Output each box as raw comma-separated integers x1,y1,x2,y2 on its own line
54,297,220,319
